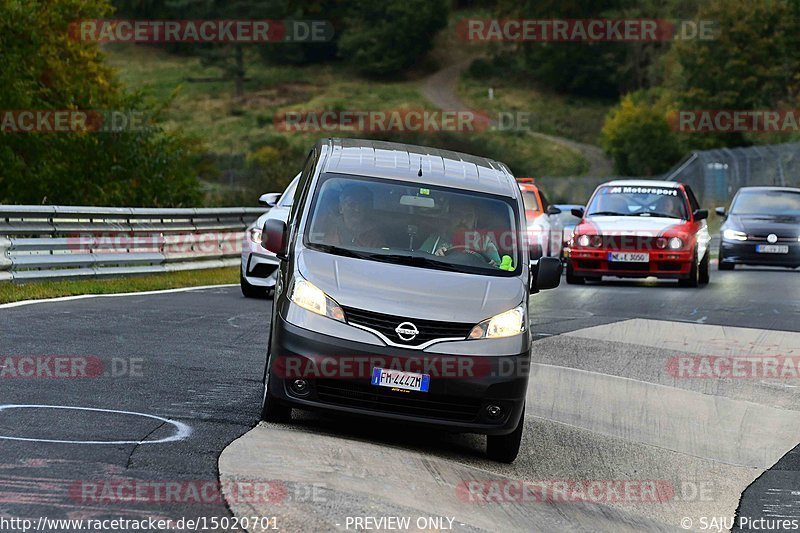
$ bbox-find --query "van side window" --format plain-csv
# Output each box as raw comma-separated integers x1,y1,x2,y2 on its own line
289,149,316,225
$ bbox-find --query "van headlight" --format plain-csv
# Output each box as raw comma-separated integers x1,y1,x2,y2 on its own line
290,279,345,322
468,305,526,339
723,229,748,241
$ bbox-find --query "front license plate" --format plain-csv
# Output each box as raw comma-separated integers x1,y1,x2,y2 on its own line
608,252,649,263
756,245,789,254
371,367,429,392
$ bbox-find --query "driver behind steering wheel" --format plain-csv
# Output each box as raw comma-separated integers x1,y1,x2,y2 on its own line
420,197,502,267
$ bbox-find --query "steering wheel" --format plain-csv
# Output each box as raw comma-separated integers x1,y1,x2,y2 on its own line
442,245,494,265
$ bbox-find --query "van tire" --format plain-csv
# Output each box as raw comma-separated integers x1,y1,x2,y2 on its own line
486,405,525,463
260,362,292,423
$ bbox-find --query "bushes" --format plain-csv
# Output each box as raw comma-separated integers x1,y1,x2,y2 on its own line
601,91,683,176
0,0,203,207
338,0,449,76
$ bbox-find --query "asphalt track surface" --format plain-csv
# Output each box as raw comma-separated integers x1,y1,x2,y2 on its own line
0,265,798,532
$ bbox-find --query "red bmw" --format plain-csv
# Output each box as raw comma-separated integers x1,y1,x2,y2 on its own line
565,180,711,287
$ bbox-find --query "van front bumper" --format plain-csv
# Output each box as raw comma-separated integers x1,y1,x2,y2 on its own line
267,315,530,435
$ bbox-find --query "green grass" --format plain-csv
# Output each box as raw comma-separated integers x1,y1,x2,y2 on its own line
474,130,588,176
104,44,587,177
0,267,239,304
106,46,430,155
458,75,614,146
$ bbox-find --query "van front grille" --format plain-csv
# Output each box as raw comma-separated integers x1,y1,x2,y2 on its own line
342,306,473,346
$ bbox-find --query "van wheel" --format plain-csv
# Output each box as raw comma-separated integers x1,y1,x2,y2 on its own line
260,362,292,423
486,405,525,463
679,249,700,287
698,251,710,285
565,263,584,285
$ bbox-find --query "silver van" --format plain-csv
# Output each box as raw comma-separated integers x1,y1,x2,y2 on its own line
260,138,561,462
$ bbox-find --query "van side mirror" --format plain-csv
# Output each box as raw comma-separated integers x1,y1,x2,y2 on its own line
693,209,709,221
259,192,281,207
571,207,585,218
531,256,562,292
546,205,562,216
715,206,726,217
262,218,288,257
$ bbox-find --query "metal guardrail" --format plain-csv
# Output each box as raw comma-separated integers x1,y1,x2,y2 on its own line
0,205,267,282
664,142,800,205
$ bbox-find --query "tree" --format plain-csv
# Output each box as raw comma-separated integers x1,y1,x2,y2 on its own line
337,0,449,76
491,0,703,97
601,90,684,175
669,0,800,148
0,0,202,206
256,0,344,65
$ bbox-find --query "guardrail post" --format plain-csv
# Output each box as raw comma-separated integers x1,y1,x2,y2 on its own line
0,236,11,281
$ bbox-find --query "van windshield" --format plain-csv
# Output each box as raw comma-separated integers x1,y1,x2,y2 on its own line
304,174,522,276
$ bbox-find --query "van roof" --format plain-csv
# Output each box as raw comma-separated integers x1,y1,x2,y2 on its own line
318,138,518,197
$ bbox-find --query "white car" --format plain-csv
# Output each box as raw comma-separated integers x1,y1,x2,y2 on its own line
240,175,299,298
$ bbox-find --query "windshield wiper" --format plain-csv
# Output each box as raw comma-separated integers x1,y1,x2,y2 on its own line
310,244,373,259
587,211,626,217
635,211,682,219
365,253,462,271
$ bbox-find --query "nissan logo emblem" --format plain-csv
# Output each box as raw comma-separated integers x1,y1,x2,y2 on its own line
395,322,419,341
767,233,778,244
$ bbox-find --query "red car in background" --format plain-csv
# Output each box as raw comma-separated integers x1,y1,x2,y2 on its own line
517,178,563,259
565,180,711,287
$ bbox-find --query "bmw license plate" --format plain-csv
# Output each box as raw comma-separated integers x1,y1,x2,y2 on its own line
608,252,649,263
756,244,789,254
371,368,429,392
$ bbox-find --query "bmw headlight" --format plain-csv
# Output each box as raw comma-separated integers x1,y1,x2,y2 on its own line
723,229,748,241
668,237,684,249
249,227,263,244
290,278,345,322
468,305,526,340
577,234,590,247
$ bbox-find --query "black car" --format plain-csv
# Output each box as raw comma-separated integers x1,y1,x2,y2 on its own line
717,187,800,270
